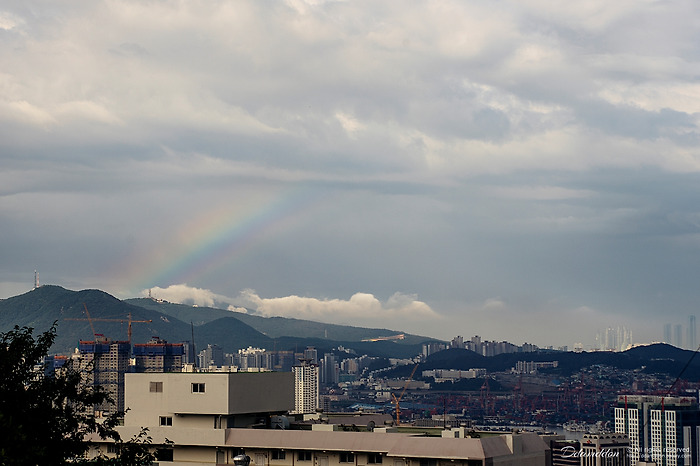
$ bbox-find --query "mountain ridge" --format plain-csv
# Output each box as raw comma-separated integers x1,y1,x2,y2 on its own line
0,286,434,356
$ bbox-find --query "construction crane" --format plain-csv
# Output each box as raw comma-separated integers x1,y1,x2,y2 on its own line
64,304,152,343
391,363,419,426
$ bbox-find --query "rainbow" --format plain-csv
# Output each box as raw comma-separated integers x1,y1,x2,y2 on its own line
111,185,329,294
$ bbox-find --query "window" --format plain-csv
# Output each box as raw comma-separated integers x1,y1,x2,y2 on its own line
340,453,355,463
150,381,163,393
271,450,286,460
192,383,205,393
156,448,174,462
298,451,313,461
159,416,173,426
107,444,119,454
368,454,382,464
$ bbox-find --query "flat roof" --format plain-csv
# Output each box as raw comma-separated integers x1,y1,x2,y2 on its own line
224,429,548,460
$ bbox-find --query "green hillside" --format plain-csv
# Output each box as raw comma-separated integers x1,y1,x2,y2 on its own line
0,287,432,358
126,297,430,344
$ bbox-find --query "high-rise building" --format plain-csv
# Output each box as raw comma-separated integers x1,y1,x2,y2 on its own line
78,337,131,415
664,323,673,344
688,315,697,350
303,347,318,364
615,394,700,466
674,324,684,348
133,337,184,373
292,358,319,414
450,335,464,349
199,344,224,368
181,340,196,365
273,350,295,372
321,353,339,387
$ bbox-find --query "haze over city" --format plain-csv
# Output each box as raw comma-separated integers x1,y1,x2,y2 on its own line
2,0,700,348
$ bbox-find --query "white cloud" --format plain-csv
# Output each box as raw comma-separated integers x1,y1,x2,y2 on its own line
235,289,439,324
139,285,439,328
142,284,236,309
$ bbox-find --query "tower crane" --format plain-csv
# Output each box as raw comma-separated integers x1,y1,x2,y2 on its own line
391,363,419,426
64,304,152,343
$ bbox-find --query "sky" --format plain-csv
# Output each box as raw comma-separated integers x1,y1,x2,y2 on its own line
2,0,700,349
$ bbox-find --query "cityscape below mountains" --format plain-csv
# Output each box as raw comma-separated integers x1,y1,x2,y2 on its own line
4,283,700,465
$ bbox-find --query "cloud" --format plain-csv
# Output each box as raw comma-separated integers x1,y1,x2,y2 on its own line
140,285,439,329
142,284,237,309
235,289,439,324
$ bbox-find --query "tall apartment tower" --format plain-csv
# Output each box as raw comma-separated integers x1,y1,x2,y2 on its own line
78,337,131,415
615,394,700,466
291,358,319,414
133,337,184,373
321,353,339,387
688,315,697,350
674,324,683,348
664,323,673,344
199,344,224,368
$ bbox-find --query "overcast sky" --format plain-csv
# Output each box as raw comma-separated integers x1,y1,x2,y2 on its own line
2,0,700,349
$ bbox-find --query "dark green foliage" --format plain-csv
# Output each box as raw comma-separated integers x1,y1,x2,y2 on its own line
0,324,159,465
0,324,120,464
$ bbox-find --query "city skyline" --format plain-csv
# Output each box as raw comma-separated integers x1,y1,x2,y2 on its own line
3,1,700,347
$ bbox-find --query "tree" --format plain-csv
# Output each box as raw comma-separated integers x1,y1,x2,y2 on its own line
0,324,154,465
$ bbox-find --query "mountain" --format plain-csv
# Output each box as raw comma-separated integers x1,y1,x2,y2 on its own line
126,298,430,344
0,286,433,357
0,286,262,354
401,344,700,380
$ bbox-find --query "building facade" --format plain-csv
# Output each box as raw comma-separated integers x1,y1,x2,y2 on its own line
579,434,630,466
615,395,700,466
292,359,320,415
77,338,131,415
133,337,184,373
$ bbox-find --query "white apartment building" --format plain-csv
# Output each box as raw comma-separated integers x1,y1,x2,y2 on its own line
615,395,700,466
292,359,319,414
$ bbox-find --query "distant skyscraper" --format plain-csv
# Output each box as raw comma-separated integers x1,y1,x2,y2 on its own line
199,344,224,368
303,346,318,364
675,324,683,348
321,353,339,387
664,323,672,344
689,315,697,350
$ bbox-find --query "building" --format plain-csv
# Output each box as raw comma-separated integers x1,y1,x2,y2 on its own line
615,395,700,466
547,437,580,466
87,373,550,465
199,344,224,368
133,337,184,373
579,434,630,466
689,315,697,350
292,358,320,414
321,353,339,387
77,337,131,415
